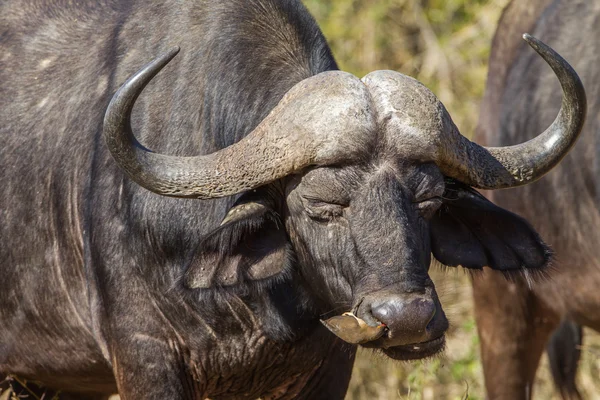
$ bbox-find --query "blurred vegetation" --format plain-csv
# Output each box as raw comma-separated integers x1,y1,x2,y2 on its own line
304,0,509,137
303,1,600,399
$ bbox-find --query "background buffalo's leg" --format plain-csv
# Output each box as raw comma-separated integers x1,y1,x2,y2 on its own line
547,320,583,400
472,270,558,400
294,339,356,400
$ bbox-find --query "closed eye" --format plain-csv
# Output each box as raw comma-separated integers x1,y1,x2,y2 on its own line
303,197,346,222
303,196,348,208
414,196,443,219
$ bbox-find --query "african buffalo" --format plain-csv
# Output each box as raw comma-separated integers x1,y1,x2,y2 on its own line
0,1,586,399
473,0,599,399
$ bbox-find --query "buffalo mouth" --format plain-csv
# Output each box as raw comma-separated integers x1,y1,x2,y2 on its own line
321,312,446,360
359,326,446,360
378,335,446,360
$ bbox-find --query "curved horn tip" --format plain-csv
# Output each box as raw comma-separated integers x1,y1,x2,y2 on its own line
125,48,181,85
521,34,561,63
165,46,181,59
151,46,180,70
522,33,543,51
107,46,181,108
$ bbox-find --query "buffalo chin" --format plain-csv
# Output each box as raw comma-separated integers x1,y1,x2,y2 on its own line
376,335,446,361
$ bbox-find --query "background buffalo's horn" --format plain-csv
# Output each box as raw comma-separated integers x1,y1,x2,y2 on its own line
440,34,587,189
103,48,375,199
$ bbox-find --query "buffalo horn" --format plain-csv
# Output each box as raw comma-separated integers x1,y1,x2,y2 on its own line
103,48,375,199
440,34,587,189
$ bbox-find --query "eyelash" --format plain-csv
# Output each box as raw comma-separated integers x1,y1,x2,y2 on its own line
415,197,443,218
305,201,345,222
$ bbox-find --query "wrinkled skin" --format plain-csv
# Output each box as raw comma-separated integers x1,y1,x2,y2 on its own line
1,0,560,399
473,1,600,399
188,152,551,364
284,162,449,355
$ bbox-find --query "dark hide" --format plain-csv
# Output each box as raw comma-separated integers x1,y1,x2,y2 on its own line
547,320,583,400
472,0,600,399
0,1,348,398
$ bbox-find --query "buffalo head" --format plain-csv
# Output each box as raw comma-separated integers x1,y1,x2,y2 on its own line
103,35,586,360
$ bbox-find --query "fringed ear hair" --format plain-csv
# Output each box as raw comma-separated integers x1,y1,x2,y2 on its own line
185,189,291,289
430,178,551,275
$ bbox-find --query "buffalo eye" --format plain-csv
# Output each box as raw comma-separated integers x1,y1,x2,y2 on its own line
411,168,445,219
303,197,345,222
414,196,443,219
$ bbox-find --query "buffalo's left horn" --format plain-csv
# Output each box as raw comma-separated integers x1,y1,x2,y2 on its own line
103,48,375,199
440,34,586,189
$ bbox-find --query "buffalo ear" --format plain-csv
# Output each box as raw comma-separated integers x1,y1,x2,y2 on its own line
184,200,291,289
430,179,551,271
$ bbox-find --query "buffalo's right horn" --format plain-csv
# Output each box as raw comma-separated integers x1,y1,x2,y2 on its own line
103,48,375,199
438,34,587,189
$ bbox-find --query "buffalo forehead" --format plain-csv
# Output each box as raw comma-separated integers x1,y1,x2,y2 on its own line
362,70,449,162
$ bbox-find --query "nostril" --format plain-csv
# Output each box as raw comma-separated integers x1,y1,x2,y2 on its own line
425,304,437,331
360,295,448,347
370,302,394,324
371,297,436,334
